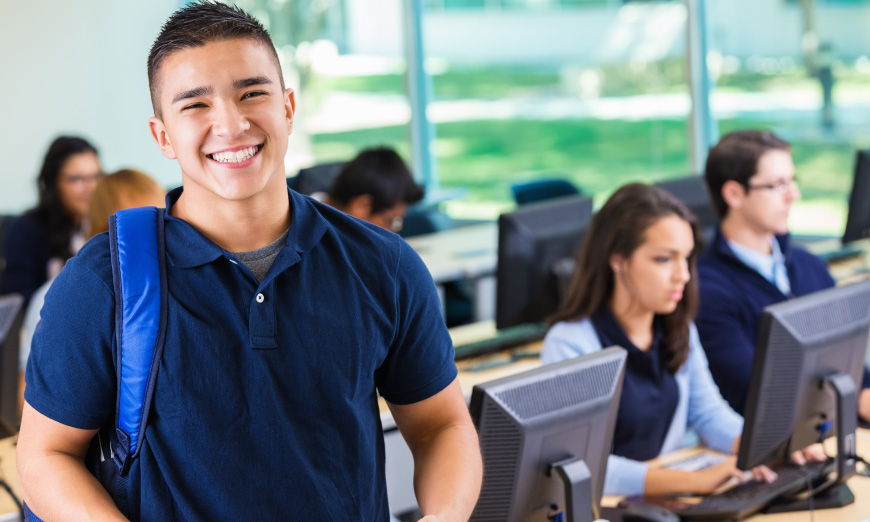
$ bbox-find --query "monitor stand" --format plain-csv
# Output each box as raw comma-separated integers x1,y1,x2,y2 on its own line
765,372,857,514
764,482,854,513
550,458,594,522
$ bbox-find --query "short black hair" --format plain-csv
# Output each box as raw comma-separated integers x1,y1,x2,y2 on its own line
704,130,791,219
147,1,283,118
328,147,424,214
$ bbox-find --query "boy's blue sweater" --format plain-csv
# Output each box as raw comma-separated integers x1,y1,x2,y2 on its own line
696,228,870,415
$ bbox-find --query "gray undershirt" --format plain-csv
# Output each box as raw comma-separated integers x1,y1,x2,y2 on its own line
232,228,290,283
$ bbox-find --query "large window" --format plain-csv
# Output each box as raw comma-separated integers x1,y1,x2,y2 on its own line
247,0,870,234
234,0,413,176
421,1,692,219
706,0,870,236
248,0,693,220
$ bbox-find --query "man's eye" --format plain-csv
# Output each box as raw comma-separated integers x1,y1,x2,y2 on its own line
182,103,206,111
242,91,266,100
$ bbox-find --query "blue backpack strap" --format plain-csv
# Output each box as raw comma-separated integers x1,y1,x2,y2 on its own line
24,207,167,521
108,206,168,475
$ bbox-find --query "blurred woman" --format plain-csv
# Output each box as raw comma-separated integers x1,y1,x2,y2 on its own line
86,169,165,238
542,183,777,497
18,169,164,417
2,136,102,301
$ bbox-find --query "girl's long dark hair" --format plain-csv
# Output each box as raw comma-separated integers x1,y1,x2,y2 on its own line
549,183,702,373
26,136,98,261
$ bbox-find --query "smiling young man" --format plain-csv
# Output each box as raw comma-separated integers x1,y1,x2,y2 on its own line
17,3,481,521
695,130,870,422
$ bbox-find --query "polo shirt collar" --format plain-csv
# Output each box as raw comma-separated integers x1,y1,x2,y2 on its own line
711,226,792,266
162,187,328,269
590,303,664,357
285,188,328,254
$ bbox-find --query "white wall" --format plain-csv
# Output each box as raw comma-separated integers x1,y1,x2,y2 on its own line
0,0,179,214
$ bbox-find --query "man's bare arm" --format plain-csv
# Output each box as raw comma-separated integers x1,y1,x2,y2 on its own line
859,388,870,423
17,402,127,521
389,378,482,522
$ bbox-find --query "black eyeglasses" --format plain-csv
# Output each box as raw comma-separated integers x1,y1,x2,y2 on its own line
60,172,103,186
747,179,798,194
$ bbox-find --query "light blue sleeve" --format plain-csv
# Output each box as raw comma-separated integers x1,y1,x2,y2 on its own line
685,323,744,453
543,321,650,496
20,278,53,371
540,319,601,365
604,454,649,497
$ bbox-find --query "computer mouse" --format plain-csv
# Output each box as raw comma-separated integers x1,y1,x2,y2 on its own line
620,503,681,522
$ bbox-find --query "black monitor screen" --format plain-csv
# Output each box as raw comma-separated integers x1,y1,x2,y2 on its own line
842,150,870,244
470,347,626,522
496,196,593,330
0,294,23,437
738,281,870,481
288,161,346,196
655,176,717,243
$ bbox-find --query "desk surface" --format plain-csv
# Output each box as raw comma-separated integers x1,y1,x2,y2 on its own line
601,430,870,521
404,222,497,283
805,237,870,285
0,436,18,517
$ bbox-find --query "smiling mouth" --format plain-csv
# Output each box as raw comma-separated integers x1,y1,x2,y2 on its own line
208,145,262,164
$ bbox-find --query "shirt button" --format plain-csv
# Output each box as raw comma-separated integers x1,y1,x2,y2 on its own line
256,293,265,303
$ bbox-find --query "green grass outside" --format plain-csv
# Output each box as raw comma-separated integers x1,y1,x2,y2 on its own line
306,64,870,234
311,117,863,235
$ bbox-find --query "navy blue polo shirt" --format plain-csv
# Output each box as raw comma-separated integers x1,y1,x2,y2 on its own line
25,188,457,521
590,305,679,461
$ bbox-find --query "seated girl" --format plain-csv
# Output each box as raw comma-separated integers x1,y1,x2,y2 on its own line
542,183,776,497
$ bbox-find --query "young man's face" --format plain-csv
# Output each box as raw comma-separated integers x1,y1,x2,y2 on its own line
728,149,800,236
148,38,294,204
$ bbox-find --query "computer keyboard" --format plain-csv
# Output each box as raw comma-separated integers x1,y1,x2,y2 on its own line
675,459,833,520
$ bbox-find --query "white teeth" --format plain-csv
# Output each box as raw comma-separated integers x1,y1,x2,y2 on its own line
211,146,258,163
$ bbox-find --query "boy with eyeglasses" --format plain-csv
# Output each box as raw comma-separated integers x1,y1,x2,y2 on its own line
325,147,424,234
696,130,870,422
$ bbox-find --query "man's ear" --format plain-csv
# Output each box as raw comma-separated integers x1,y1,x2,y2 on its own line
284,87,296,135
346,194,373,221
149,117,177,160
721,179,747,211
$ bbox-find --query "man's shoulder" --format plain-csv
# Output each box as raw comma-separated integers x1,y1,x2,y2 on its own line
64,232,114,288
786,243,829,271
696,246,756,312
309,196,408,262
697,247,735,287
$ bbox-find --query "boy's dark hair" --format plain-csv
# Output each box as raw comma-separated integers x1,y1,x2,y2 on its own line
147,1,284,118
704,130,791,219
328,147,424,214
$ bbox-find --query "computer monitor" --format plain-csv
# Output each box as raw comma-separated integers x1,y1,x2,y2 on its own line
0,294,24,437
288,161,346,196
496,195,594,330
469,347,626,522
738,280,870,508
842,150,870,244
655,176,718,244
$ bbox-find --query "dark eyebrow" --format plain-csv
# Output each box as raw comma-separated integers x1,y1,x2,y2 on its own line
172,86,212,105
234,76,273,89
